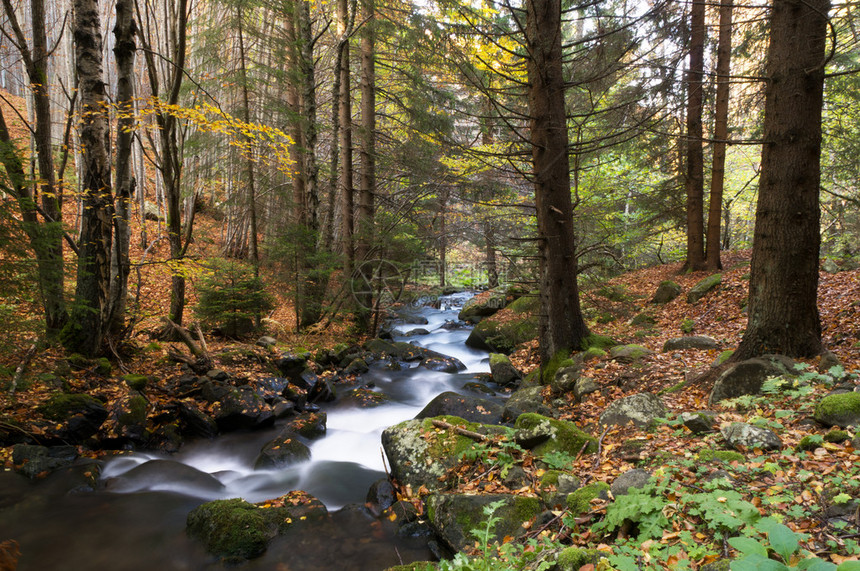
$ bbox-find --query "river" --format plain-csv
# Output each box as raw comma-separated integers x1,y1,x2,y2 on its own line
0,293,498,570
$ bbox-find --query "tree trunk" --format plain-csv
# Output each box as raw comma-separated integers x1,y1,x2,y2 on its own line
356,0,375,265
0,0,68,335
705,0,733,271
733,0,828,360
236,5,259,275
69,0,114,356
109,0,137,335
684,0,706,272
338,0,355,277
526,0,589,364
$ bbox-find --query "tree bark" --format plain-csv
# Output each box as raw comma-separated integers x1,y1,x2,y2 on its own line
0,0,67,334
733,0,828,360
526,0,589,364
236,5,259,274
109,0,137,334
338,0,355,277
69,0,114,356
705,0,733,271
684,0,707,272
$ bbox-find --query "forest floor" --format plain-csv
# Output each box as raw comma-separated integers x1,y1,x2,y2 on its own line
1,244,858,568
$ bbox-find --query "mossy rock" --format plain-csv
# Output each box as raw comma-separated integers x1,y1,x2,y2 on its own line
514,413,597,457
797,435,823,451
814,393,860,427
824,429,850,443
609,344,653,363
464,295,539,354
381,416,502,491
581,334,616,350
630,312,657,327
565,481,609,514
425,493,542,552
541,350,575,385
680,318,695,333
118,395,148,426
186,498,279,561
687,273,722,304
122,374,150,392
458,290,508,323
37,393,105,421
556,548,604,571
96,357,112,375
696,449,745,463
581,347,606,362
651,280,682,304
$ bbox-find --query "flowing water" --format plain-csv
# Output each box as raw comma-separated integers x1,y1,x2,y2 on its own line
0,293,497,570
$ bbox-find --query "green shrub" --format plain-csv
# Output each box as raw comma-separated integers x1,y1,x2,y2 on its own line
195,259,274,337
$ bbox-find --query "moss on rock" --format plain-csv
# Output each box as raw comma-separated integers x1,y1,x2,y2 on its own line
814,393,860,427
186,498,276,561
556,547,604,570
696,449,745,463
514,413,597,457
566,482,609,514
581,334,616,350
464,295,540,354
37,393,104,421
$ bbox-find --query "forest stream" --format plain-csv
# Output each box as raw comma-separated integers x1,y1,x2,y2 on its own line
0,293,498,570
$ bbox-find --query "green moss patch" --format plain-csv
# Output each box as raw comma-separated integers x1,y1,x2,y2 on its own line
696,449,745,463
566,482,609,514
514,413,597,457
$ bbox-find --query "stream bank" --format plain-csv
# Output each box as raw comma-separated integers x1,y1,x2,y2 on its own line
0,292,511,570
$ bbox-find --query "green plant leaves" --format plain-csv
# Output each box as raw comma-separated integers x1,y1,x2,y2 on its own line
728,536,768,558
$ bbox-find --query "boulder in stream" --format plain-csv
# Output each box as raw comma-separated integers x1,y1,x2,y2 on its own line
12,444,79,479
254,429,312,469
213,387,274,432
415,391,504,425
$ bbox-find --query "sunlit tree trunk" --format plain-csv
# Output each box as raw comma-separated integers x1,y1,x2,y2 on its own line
705,0,733,271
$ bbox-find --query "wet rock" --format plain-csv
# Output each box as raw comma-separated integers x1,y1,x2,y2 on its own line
610,468,651,497
721,422,782,451
12,444,79,479
415,391,503,424
462,382,496,396
343,358,370,376
366,478,396,516
440,320,467,330
206,369,230,382
308,377,336,403
814,392,860,427
283,411,327,439
404,328,430,337
502,386,554,422
338,387,391,408
186,498,277,561
425,493,541,552
107,459,225,493
421,355,466,373
254,429,312,469
709,357,787,405
213,388,274,431
177,400,219,439
600,393,668,428
274,353,309,379
100,394,150,446
291,368,319,391
37,393,108,442
680,411,718,433
650,280,682,304
663,336,719,351
256,377,289,402
489,353,521,388
199,379,231,403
